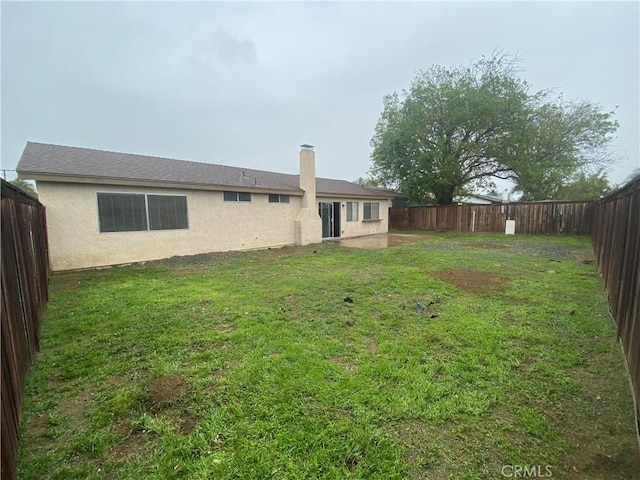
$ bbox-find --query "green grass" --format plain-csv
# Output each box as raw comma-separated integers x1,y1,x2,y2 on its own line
17,233,640,479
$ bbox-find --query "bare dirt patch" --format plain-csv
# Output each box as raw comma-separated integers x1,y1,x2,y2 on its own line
25,415,49,446
148,374,185,408
109,423,154,463
51,272,86,293
157,245,308,270
431,268,507,294
103,375,128,390
56,389,92,426
178,415,198,435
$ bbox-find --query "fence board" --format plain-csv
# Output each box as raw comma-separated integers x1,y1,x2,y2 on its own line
389,201,592,235
1,179,49,480
590,178,640,442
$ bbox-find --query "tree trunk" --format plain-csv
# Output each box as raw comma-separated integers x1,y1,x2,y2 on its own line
435,187,456,205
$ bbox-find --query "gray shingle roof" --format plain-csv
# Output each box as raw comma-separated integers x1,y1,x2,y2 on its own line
17,142,395,198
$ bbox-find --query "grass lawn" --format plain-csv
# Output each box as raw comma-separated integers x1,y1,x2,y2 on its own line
17,233,640,479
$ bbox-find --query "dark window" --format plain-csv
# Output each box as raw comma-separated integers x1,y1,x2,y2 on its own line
148,195,188,230
97,193,147,232
97,193,188,233
363,202,379,220
347,202,358,221
224,191,251,202
269,194,290,203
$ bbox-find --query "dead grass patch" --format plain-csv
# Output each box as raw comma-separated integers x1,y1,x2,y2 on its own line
108,425,155,463
212,359,242,385
384,418,511,480
329,355,358,372
24,415,49,446
363,336,378,355
50,272,86,293
56,389,92,426
178,416,198,435
561,364,640,478
214,324,236,334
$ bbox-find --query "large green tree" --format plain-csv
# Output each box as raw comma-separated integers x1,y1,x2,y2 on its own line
510,99,618,200
553,169,611,201
370,53,618,204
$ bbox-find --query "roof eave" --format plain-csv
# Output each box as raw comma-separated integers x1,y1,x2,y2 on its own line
20,172,303,196
317,192,397,200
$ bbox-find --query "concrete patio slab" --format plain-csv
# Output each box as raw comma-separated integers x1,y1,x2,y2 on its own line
329,233,427,249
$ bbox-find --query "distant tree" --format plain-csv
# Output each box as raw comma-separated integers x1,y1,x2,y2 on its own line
623,168,640,184
10,178,38,197
554,170,611,201
370,52,618,204
354,176,381,187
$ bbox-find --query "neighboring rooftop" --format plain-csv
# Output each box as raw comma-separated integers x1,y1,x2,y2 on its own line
455,193,505,204
17,142,395,198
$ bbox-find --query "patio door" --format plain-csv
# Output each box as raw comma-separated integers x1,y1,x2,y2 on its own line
319,202,341,238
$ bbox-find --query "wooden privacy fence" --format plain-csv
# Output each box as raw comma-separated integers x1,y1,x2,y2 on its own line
389,201,592,235
1,179,49,480
589,177,640,439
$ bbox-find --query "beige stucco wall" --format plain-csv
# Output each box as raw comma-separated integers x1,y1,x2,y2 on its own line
36,182,391,271
37,182,304,270
317,196,389,238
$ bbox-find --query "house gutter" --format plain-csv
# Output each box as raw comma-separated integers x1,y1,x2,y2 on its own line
18,172,304,196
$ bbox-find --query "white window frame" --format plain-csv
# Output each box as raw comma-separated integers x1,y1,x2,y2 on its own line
269,194,290,203
224,191,252,202
346,201,359,222
363,202,380,220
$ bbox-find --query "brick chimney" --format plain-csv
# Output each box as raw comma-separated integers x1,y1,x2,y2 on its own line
295,144,322,245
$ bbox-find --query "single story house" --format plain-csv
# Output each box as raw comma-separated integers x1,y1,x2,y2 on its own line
17,142,397,271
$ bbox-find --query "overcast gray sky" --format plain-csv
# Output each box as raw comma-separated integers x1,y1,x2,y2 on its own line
2,1,638,187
